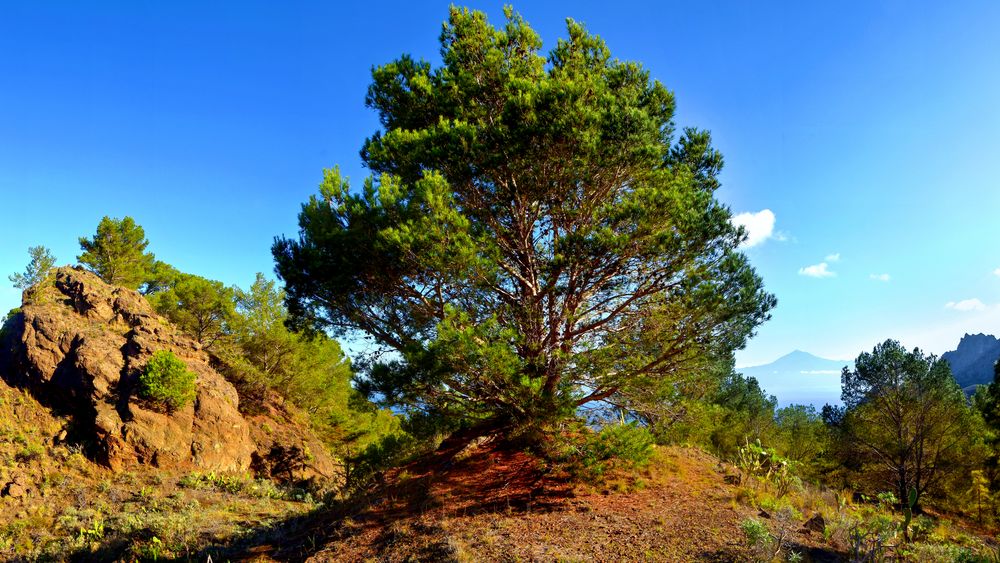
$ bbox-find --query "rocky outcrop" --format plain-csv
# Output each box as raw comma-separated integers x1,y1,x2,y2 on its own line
2,267,256,471
247,394,341,488
941,333,1000,391
2,474,33,499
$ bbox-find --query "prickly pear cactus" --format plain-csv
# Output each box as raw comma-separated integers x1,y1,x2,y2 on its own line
903,487,917,541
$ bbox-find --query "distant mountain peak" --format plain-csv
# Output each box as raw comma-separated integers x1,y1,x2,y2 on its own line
766,349,845,368
739,349,849,407
955,333,999,349
942,333,1000,390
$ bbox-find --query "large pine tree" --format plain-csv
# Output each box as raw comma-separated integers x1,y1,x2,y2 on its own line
273,7,775,428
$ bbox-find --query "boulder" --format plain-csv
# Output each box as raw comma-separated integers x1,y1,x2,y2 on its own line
802,513,826,534
3,267,255,472
3,474,32,499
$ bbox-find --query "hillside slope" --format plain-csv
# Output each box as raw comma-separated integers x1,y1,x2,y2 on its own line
244,435,845,562
0,268,341,560
225,430,1000,563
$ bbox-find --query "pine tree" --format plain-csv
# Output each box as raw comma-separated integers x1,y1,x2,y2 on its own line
8,246,56,290
77,216,155,289
273,7,775,429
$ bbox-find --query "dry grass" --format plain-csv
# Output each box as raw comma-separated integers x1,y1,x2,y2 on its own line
0,377,997,562
0,380,318,561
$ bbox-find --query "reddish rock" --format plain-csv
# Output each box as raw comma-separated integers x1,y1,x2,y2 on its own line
246,393,341,488
3,475,32,498
5,267,255,472
802,513,826,534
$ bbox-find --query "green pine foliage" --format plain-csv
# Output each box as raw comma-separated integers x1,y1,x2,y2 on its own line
78,216,156,290
140,260,183,295
139,350,197,413
273,5,776,433
582,422,655,471
772,404,830,480
831,340,984,509
8,246,56,291
148,273,235,350
707,373,778,459
217,273,400,455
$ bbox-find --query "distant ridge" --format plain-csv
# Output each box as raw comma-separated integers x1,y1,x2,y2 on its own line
941,333,1000,392
738,350,850,407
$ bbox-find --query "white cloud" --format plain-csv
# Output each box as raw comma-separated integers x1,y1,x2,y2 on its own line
825,253,841,262
731,209,776,248
945,298,987,312
869,273,891,282
993,268,1000,278
799,262,836,278
800,370,840,375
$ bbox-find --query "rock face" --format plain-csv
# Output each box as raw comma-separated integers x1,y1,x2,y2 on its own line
247,394,341,488
2,267,256,471
941,333,1000,392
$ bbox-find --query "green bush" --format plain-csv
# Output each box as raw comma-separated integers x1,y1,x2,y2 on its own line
556,421,655,481
741,517,773,559
139,351,197,413
847,510,897,562
15,442,44,463
909,514,935,542
588,422,655,466
0,308,20,342
344,432,420,493
176,471,312,501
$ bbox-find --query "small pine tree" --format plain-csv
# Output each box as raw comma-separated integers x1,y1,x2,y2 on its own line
78,216,155,289
139,351,197,413
8,246,56,290
969,469,991,524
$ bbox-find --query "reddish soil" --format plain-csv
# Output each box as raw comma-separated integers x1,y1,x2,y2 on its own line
283,434,769,562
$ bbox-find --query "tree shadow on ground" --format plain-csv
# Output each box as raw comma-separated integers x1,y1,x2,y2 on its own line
188,426,576,562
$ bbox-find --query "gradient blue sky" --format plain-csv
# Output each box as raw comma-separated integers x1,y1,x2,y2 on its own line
2,1,999,369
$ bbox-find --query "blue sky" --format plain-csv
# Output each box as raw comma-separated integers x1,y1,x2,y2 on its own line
2,1,999,369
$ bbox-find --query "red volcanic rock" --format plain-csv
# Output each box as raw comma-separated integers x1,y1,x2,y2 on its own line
7,267,255,471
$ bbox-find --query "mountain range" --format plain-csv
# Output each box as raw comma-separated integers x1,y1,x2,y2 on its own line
742,334,1000,408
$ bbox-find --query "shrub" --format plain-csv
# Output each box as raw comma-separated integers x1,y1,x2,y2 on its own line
847,510,898,562
176,471,314,501
15,443,44,463
909,514,935,542
139,351,196,413
741,518,777,561
589,422,655,466
0,309,20,343
742,517,770,544
554,421,655,482
344,432,420,493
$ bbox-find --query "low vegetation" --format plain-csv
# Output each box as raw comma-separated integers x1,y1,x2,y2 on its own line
0,381,319,561
138,351,197,413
